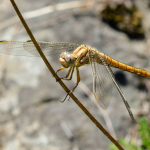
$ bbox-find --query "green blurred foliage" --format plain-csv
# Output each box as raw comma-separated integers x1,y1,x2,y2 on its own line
138,118,150,149
109,118,150,150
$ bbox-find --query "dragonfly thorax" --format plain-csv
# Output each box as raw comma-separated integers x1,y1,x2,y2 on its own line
59,51,75,68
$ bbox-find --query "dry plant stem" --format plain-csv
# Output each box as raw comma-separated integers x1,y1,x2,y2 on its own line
10,0,124,149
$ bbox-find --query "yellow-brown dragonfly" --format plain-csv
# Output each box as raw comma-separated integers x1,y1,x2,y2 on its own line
0,41,150,120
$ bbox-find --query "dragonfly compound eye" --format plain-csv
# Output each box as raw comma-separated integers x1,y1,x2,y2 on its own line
60,51,68,58
65,54,75,65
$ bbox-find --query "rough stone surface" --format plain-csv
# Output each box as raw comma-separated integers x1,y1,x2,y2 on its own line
0,0,150,150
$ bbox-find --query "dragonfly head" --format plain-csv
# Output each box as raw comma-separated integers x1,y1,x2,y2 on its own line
59,51,75,68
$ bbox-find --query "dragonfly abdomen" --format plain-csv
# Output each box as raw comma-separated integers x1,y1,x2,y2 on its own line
101,53,150,78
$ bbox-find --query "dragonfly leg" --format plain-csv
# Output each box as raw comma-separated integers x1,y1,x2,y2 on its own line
62,66,81,102
67,58,81,94
68,66,75,80
56,66,73,81
56,67,66,82
61,57,81,102
71,66,81,93
56,67,66,74
60,66,75,80
56,66,75,82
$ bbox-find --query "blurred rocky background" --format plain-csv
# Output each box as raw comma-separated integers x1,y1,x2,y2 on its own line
0,0,150,150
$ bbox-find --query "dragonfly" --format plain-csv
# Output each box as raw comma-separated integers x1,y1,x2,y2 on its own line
0,41,150,120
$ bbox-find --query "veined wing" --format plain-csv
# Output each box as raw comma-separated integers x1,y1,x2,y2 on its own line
0,41,79,62
88,49,113,109
88,49,134,120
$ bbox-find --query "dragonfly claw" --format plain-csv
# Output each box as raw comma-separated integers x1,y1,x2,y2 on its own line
56,78,61,82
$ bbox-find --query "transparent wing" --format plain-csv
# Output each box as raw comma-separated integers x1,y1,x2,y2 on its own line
0,41,79,62
88,49,134,120
88,49,113,109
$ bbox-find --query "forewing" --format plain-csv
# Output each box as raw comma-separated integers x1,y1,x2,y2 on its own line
0,41,79,63
88,49,113,109
89,49,134,120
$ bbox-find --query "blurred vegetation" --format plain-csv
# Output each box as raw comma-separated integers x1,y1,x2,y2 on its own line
109,118,150,150
101,3,145,39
